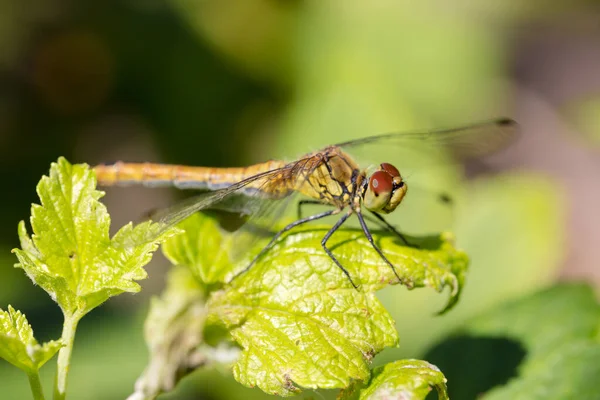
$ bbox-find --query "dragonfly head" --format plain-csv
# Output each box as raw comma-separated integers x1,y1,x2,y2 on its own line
363,163,407,214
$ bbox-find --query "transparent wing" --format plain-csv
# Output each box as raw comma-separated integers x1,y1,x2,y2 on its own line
335,117,518,191
227,155,330,263
337,118,518,235
148,170,283,231
336,118,518,161
141,155,322,263
226,189,305,265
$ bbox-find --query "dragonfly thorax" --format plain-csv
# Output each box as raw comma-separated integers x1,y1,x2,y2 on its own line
362,163,407,214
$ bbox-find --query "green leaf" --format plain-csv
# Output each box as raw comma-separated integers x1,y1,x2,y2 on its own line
162,213,232,285
0,305,62,373
196,214,467,396
12,157,177,317
463,283,600,399
340,359,448,400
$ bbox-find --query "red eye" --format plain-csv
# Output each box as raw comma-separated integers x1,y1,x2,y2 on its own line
380,163,400,177
369,171,393,195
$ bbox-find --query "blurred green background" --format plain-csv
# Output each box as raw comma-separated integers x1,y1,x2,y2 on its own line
1,1,600,399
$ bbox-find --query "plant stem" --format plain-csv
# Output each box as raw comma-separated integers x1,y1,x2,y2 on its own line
27,370,46,400
54,312,81,400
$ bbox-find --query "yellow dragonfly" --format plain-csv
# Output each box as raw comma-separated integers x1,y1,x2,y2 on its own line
94,118,517,288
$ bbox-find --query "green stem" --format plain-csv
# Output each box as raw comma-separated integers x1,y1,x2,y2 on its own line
27,370,46,400
54,313,81,400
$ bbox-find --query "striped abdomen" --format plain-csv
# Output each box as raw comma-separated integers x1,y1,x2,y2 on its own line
93,161,288,194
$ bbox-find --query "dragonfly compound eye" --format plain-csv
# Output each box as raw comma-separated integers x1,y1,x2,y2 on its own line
364,167,408,214
380,162,400,177
369,170,393,196
363,170,396,212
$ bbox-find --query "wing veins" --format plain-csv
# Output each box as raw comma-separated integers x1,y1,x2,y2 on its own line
336,118,518,159
151,155,318,233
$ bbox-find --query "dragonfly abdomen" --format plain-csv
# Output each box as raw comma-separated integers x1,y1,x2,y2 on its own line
93,161,287,193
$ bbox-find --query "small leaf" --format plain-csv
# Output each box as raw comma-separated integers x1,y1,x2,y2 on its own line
340,359,448,400
0,305,62,373
162,213,232,285
459,283,600,399
204,220,467,396
12,158,177,317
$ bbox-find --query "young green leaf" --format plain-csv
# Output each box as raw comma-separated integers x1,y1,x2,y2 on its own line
12,157,178,317
201,220,467,396
340,359,449,400
162,213,232,285
463,283,600,399
0,305,62,373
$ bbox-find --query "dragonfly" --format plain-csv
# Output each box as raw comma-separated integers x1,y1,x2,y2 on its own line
94,118,517,288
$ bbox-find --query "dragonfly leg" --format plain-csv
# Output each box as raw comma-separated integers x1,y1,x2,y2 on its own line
360,213,394,233
321,211,359,289
297,199,329,219
368,211,417,248
356,210,403,284
230,209,338,282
